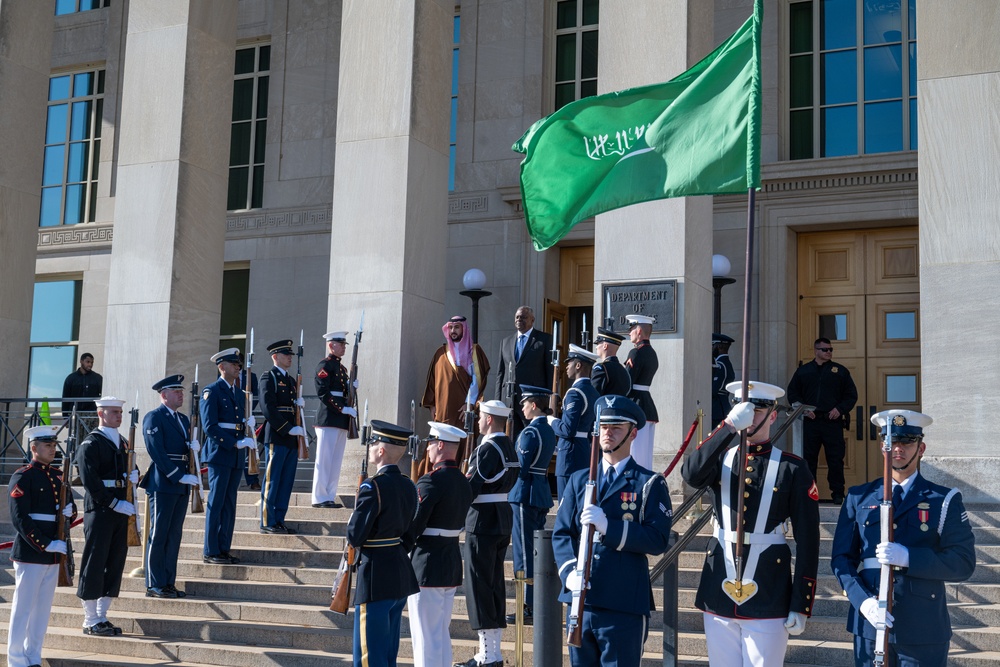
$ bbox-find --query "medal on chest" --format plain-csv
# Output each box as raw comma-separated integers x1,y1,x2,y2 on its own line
918,502,931,531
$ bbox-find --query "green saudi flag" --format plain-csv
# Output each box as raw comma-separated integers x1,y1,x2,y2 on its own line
512,1,762,251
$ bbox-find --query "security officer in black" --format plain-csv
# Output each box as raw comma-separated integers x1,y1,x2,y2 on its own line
76,396,137,636
787,336,858,504
591,327,631,397
711,333,736,425
403,421,474,667
259,340,306,534
456,400,519,667
347,420,418,667
139,375,200,598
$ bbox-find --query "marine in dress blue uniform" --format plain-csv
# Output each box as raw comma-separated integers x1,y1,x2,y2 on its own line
681,381,820,667
624,315,659,470
456,400,520,667
551,344,600,499
711,333,735,426
347,420,419,667
830,410,976,667
591,328,632,397
506,385,556,621
312,330,356,508
139,375,200,597
552,395,672,667
403,422,474,667
200,348,253,564
7,426,76,667
259,340,306,534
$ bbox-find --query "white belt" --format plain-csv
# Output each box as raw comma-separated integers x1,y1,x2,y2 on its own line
715,524,786,545
422,527,462,537
528,468,548,475
102,479,126,488
632,384,651,391
329,391,344,398
28,513,56,522
861,558,881,571
217,423,240,430
575,431,590,439
473,493,509,504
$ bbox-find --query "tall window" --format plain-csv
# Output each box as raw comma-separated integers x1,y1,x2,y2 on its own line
450,14,460,192
554,0,599,111
788,0,916,160
219,268,250,354
28,280,82,398
228,44,270,211
40,70,104,227
55,0,109,15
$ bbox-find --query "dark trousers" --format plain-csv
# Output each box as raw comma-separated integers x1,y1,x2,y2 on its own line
510,502,547,609
568,606,648,667
353,596,407,667
205,463,242,556
854,635,949,667
146,492,187,589
77,508,128,600
262,444,298,528
803,417,846,495
463,532,511,630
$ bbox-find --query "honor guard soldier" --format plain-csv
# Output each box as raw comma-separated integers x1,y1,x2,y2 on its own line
711,333,736,426
455,400,520,667
552,395,672,667
404,422,474,667
831,410,976,667
139,375,200,598
624,314,659,470
591,327,632,397
681,381,820,667
201,348,255,565
76,396,138,636
506,385,556,624
551,344,600,498
259,340,307,534
346,420,419,667
7,425,76,667
313,331,356,508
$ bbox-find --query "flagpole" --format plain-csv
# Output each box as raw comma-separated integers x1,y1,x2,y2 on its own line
733,186,757,594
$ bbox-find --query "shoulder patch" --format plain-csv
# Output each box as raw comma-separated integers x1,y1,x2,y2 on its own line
203,388,211,400
317,369,328,379
808,480,819,502
9,484,24,498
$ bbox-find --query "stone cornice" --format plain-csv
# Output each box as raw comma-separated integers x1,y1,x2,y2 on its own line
37,223,113,252
226,205,332,238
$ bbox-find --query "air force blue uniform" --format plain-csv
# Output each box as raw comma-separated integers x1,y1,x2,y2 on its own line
140,404,191,590
551,378,599,498
200,377,246,558
831,474,976,666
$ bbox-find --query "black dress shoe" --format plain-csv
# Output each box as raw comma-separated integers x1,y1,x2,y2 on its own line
166,585,187,598
312,502,326,508
453,659,502,667
100,620,123,635
221,551,240,564
277,523,296,534
146,586,175,598
832,492,845,505
260,525,283,534
505,605,533,625
249,482,261,490
204,554,230,565
83,623,115,636
326,501,343,509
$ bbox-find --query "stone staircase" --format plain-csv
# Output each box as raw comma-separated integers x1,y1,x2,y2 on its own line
0,488,998,666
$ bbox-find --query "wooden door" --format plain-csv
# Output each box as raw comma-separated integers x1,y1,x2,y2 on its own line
544,299,568,397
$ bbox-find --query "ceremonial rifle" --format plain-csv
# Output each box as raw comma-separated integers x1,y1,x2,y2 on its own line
345,312,364,440
504,360,516,439
330,400,370,614
567,403,601,647
407,400,422,481
549,320,561,416
188,365,205,514
580,313,590,350
462,396,476,473
245,329,260,475
873,418,895,667
57,404,78,587
125,392,142,547
295,329,309,460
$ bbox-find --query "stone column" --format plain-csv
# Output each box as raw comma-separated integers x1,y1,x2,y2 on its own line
594,1,715,478
328,0,452,456
0,2,54,398
917,0,1000,501
103,2,237,408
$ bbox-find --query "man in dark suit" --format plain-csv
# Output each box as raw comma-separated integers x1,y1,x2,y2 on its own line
140,375,200,598
831,410,976,667
494,306,553,439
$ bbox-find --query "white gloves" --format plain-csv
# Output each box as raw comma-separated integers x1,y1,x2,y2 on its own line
784,611,807,635
725,402,756,432
876,541,910,568
294,397,305,407
189,438,201,453
237,437,257,450
112,499,136,516
580,504,608,536
546,415,557,426
46,540,67,554
860,597,894,629
342,407,358,418
246,414,257,431
288,426,306,437
352,379,359,390
180,474,200,486
129,470,140,485
566,570,588,594
62,504,74,518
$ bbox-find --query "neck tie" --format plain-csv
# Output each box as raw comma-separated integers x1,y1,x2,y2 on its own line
603,466,616,494
515,334,526,361
176,412,186,434
892,484,903,511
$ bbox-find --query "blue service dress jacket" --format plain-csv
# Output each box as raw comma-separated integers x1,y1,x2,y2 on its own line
830,473,976,645
508,416,556,509
200,377,246,469
139,405,191,494
551,378,599,478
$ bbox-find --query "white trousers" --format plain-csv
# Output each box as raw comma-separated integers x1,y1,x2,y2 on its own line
703,613,789,667
407,587,458,667
631,422,656,471
312,426,348,504
8,562,58,667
